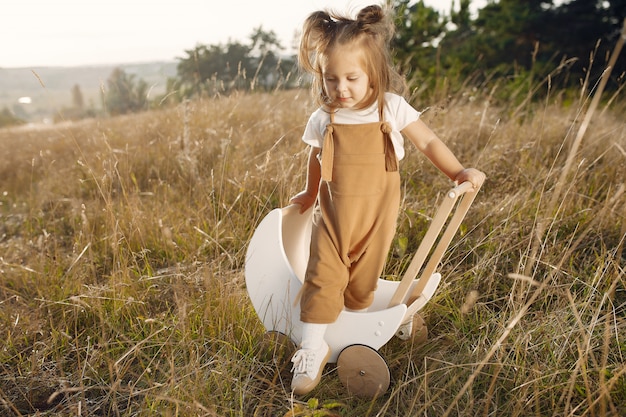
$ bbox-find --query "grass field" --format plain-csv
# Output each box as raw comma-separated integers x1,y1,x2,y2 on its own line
0,85,624,416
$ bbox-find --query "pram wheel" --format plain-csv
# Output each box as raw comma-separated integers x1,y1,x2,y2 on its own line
258,331,297,363
337,345,390,398
395,313,428,343
253,331,298,389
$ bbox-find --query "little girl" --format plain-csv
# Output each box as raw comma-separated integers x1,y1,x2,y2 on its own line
289,4,485,395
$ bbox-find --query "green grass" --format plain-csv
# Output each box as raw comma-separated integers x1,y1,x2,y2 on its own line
0,87,624,416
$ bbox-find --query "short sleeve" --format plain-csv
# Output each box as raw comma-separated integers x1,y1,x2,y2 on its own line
385,93,420,131
301,108,328,148
383,93,421,160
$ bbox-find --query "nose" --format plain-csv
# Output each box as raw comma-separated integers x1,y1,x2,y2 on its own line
336,80,346,92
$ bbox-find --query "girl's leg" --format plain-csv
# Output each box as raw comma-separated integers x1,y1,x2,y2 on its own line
344,174,400,311
299,215,350,323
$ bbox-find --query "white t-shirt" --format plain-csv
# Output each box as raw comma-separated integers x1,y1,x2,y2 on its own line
302,92,421,161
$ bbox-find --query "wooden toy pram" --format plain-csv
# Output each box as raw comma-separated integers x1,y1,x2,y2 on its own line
245,181,481,397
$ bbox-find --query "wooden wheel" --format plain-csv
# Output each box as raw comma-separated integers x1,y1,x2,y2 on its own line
253,331,297,389
337,345,390,398
395,313,428,344
258,331,297,364
412,313,428,344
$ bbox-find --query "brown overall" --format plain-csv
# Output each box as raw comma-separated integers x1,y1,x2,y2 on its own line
300,108,401,323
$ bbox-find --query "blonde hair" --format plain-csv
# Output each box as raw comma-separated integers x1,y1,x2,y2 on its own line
298,4,407,110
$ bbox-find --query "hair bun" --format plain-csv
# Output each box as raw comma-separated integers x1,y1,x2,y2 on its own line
356,5,384,26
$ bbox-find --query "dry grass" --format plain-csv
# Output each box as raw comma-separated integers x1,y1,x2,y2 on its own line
0,86,624,416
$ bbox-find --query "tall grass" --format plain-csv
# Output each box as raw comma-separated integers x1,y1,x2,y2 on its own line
0,75,624,416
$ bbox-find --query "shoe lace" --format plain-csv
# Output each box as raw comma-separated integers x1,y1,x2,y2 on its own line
291,349,315,376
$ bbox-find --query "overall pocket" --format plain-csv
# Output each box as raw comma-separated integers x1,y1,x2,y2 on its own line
328,153,386,196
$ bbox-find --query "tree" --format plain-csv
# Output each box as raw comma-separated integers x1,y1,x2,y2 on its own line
438,0,553,77
392,0,448,81
0,107,24,128
174,41,252,97
71,84,84,110
56,84,93,122
248,26,293,90
171,27,296,99
103,68,148,115
546,0,626,84
436,0,625,87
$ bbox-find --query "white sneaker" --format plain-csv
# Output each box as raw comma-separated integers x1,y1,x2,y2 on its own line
290,341,330,395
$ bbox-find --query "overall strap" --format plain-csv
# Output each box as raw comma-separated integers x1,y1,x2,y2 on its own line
379,102,398,173
320,110,337,182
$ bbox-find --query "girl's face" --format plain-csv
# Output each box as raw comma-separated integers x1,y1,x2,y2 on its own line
321,44,371,109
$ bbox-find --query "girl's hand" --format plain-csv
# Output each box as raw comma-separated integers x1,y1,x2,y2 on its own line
454,168,486,191
289,190,317,214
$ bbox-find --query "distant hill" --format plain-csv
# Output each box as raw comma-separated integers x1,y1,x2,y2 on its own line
0,61,177,122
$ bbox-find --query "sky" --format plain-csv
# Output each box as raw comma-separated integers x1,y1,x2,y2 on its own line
1,0,485,69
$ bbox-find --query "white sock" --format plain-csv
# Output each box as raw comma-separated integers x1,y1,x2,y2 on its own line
300,323,327,350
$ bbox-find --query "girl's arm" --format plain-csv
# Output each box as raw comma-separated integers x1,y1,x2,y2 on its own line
402,119,485,189
289,146,322,213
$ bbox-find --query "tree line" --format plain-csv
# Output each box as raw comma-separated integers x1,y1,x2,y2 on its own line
2,0,623,127
395,0,626,101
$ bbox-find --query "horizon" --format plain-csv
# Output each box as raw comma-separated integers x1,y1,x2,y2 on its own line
1,58,178,71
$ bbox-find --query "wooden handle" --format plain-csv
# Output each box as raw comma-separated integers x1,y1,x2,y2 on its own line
388,181,481,309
